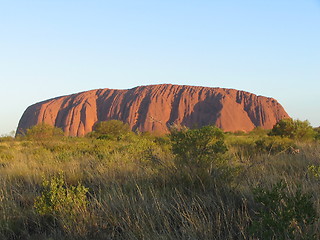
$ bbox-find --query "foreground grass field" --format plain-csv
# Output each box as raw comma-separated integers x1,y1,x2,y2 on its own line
0,121,320,239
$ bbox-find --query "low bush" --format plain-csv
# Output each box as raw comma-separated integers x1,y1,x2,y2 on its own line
255,136,297,155
227,135,297,164
169,125,230,187
88,120,133,140
250,181,317,239
269,118,315,141
34,173,90,236
23,123,64,141
170,125,228,169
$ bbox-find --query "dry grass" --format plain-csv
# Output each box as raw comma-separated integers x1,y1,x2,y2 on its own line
0,135,319,239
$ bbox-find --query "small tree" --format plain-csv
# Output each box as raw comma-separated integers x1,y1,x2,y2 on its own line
169,125,228,170
269,118,315,141
90,120,131,140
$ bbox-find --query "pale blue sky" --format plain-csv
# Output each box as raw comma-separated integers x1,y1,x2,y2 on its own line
0,0,319,135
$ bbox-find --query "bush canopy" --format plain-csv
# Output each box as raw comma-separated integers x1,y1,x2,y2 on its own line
269,118,315,141
89,120,132,140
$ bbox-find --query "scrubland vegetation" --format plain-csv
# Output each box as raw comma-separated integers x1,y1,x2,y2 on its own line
0,119,320,239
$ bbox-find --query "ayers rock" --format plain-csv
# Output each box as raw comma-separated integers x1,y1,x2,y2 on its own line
17,84,289,136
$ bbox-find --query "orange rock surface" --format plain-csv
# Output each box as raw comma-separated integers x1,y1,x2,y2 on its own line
17,84,290,136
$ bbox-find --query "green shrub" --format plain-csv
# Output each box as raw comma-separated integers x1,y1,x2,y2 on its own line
255,136,297,155
89,120,132,140
34,173,89,235
226,136,257,162
269,118,315,141
250,181,317,239
24,123,64,141
227,135,297,164
169,125,228,172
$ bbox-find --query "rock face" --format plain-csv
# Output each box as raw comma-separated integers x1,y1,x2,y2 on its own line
17,84,289,136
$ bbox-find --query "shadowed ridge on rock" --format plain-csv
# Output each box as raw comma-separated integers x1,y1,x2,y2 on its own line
17,84,290,136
